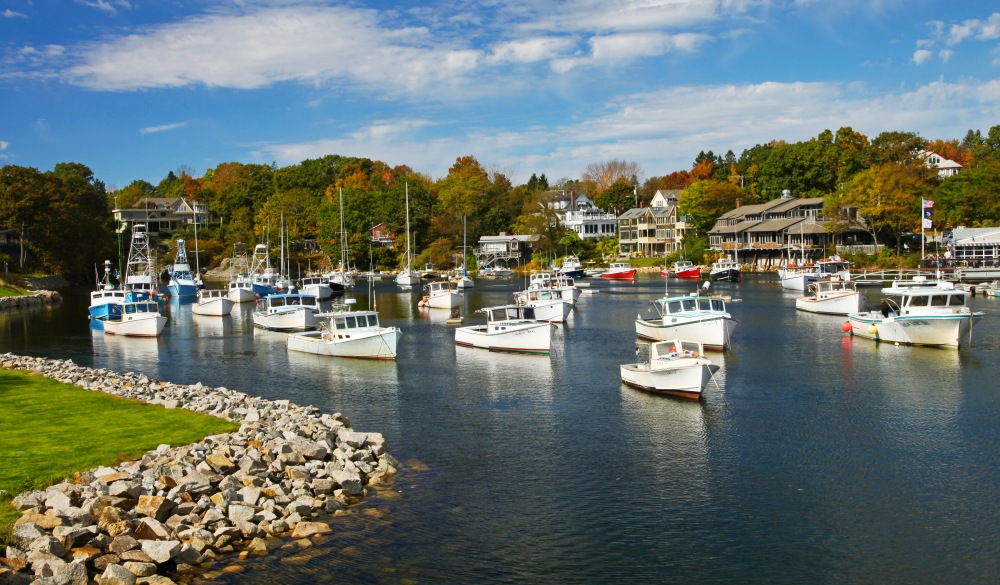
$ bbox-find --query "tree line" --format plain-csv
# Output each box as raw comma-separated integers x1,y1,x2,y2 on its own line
2,125,999,281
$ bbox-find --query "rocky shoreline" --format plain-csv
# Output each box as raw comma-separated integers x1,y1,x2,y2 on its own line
0,291,61,311
0,354,397,585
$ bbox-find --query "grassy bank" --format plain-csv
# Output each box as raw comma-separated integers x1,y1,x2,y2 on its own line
0,368,240,543
0,284,25,297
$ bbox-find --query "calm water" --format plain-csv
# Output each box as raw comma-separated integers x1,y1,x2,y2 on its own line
2,275,999,584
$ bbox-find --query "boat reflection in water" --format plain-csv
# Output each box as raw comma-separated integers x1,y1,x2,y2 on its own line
90,323,163,373
454,344,555,401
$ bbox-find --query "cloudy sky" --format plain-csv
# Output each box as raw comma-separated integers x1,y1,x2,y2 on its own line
2,1,998,188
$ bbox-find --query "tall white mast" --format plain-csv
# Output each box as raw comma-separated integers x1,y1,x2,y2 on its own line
405,183,412,272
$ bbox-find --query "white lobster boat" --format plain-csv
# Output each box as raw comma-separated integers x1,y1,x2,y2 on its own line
515,288,573,323
103,301,168,337
846,278,984,348
795,278,867,315
287,300,401,360
192,289,235,316
252,293,320,332
419,280,462,309
455,305,555,354
620,339,719,399
635,293,736,350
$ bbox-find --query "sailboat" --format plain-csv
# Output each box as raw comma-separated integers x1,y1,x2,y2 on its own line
456,215,474,289
395,183,421,286
326,188,355,292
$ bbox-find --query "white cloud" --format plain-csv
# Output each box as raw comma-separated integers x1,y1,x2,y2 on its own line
3,9,27,18
525,0,721,34
0,140,8,150
64,5,483,94
912,49,932,65
487,36,577,64
552,31,711,71
75,0,132,16
139,122,189,135
244,78,1000,182
939,49,953,64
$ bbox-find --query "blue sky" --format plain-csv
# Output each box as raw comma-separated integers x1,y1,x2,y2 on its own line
2,1,999,189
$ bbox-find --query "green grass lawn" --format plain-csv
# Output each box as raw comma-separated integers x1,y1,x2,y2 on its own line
0,284,25,297
0,368,240,542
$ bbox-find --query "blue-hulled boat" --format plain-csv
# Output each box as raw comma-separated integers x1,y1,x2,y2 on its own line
167,238,200,298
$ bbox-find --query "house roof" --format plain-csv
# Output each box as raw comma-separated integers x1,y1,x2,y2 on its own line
745,218,803,232
951,227,1000,244
709,221,755,235
767,196,825,214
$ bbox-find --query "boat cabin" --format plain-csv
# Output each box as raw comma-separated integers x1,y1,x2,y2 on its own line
651,339,706,361
257,294,318,310
880,282,969,316
484,305,538,323
654,295,727,317
122,301,161,316
198,289,228,301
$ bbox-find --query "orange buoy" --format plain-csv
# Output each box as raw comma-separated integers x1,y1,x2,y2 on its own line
841,321,852,333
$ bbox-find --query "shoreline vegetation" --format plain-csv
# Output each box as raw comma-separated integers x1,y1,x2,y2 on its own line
0,354,398,585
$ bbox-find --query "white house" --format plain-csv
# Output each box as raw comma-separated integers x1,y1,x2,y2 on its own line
919,150,963,178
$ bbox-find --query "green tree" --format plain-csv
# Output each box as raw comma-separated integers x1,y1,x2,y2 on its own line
678,180,743,234
594,179,637,213
840,163,934,252
932,161,1000,227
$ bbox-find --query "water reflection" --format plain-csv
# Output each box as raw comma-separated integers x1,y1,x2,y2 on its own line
90,326,164,373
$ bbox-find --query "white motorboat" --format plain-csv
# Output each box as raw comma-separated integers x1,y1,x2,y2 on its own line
226,243,256,303
635,293,737,350
192,288,235,316
455,304,555,354
846,278,984,348
620,339,720,399
455,215,475,289
252,293,320,332
514,272,581,306
419,280,462,309
122,223,161,303
300,275,334,301
796,278,867,315
515,288,573,323
103,301,167,337
777,263,820,291
287,300,401,360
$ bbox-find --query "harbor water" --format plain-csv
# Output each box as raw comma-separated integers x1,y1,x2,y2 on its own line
1,274,998,584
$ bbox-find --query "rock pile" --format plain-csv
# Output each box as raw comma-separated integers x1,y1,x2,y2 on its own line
0,291,61,310
0,354,397,585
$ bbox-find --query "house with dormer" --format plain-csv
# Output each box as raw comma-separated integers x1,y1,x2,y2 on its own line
919,150,963,178
114,197,213,234
617,190,693,257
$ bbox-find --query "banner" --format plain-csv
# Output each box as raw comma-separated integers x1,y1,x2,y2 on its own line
922,199,934,209
922,218,933,229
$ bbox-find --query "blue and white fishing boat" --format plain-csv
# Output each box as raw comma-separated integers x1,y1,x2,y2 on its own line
250,243,281,297
88,259,126,327
226,242,256,303
103,300,168,337
557,254,585,279
167,239,199,298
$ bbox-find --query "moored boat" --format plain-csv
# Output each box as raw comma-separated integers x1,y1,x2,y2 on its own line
419,280,462,309
192,288,235,316
620,339,719,399
601,262,636,280
455,304,555,354
845,278,984,348
287,299,401,360
103,301,167,337
252,293,320,332
795,277,867,315
709,257,741,282
167,239,200,298
89,260,126,326
635,293,736,350
557,254,585,278
663,260,701,279
226,243,256,303
515,288,573,323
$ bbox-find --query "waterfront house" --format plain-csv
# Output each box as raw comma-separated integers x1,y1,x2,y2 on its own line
919,150,963,178
617,190,693,257
474,233,538,270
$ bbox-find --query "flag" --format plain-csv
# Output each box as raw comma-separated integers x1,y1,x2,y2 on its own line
923,208,934,219
922,199,934,209
922,218,933,229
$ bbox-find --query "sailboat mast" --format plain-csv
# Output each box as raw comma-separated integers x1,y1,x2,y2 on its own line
193,205,201,283
405,183,412,271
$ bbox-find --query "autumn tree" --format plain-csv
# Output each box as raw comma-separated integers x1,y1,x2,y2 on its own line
932,161,1000,228
594,179,638,214
839,163,934,252
582,159,642,193
677,180,743,233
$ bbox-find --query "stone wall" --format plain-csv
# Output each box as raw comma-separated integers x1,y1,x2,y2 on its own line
0,354,397,585
0,291,61,310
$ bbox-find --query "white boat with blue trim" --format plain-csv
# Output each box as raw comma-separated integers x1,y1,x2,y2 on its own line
635,293,736,350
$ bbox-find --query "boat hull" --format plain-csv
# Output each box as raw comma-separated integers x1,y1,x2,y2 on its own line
395,270,421,286
620,361,717,398
523,299,573,323
601,269,636,280
192,297,235,316
228,285,256,303
796,293,867,315
423,292,462,309
454,322,553,353
710,268,742,282
252,308,318,332
104,314,167,337
846,312,980,348
635,316,736,350
287,328,401,360
778,272,820,291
